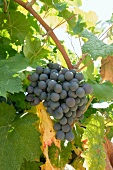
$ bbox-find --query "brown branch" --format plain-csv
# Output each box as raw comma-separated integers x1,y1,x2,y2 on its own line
14,0,73,69
74,53,88,69
99,24,113,40
77,60,93,72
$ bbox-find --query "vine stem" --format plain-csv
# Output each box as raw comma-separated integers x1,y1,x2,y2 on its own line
14,0,73,69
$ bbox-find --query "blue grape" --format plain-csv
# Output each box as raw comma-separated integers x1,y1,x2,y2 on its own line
61,68,68,74
52,63,61,71
46,107,54,115
40,92,47,100
30,73,39,81
58,74,65,82
75,73,84,81
65,111,72,117
43,68,50,75
63,82,70,91
43,101,48,107
56,130,65,140
26,94,34,102
50,101,60,110
78,104,86,111
70,82,78,91
34,87,42,96
82,84,93,94
50,72,58,80
70,78,79,84
70,105,77,111
39,74,48,81
62,124,71,132
60,90,67,99
67,117,73,125
36,66,43,74
60,117,67,125
48,80,57,90
65,71,74,81
27,86,34,93
54,84,62,93
30,81,37,87
68,90,77,98
72,111,76,118
31,97,40,106
61,103,69,113
66,97,75,107
76,87,85,98
51,92,60,102
38,81,47,89
53,110,63,119
65,131,74,141
54,122,61,131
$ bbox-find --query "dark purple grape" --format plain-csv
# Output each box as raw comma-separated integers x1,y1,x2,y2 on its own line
70,78,79,84
61,103,69,113
61,68,68,74
70,82,78,91
72,111,76,118
63,82,70,91
60,90,67,99
52,63,61,71
62,124,71,132
43,101,48,107
75,73,84,81
50,69,58,73
78,104,86,111
43,68,50,75
66,98,75,107
48,80,57,90
58,74,65,82
34,87,42,96
65,71,74,81
39,74,48,81
25,94,34,102
50,101,60,110
65,111,72,117
76,87,85,98
46,107,54,115
76,109,82,117
56,130,65,140
27,86,34,93
75,97,80,104
67,117,73,125
40,92,47,100
54,84,62,93
30,81,37,87
60,117,67,125
53,110,63,119
68,90,77,98
57,107,63,114
31,97,40,106
70,69,76,75
54,122,61,131
70,105,78,111
65,131,74,141
51,93,60,102
38,81,47,89
47,62,53,69
82,84,93,94
36,66,43,74
50,72,58,80
30,73,39,81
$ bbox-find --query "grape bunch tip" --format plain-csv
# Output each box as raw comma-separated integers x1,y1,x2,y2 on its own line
26,62,93,142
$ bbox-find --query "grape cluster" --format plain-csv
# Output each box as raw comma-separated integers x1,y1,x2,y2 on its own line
26,63,93,141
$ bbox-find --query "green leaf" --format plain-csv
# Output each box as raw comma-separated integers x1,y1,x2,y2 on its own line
48,141,72,168
82,55,94,80
73,124,84,148
0,11,30,43
82,114,106,170
81,29,113,59
54,2,67,12
23,35,50,63
0,103,42,170
20,159,43,170
0,66,23,97
0,54,29,72
73,15,86,35
89,81,113,100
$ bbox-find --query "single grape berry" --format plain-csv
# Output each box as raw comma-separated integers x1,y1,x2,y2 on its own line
52,63,61,71
39,74,48,81
34,87,42,96
63,82,70,91
30,73,39,81
70,82,78,91
53,110,63,119
60,117,67,125
56,130,65,140
54,84,62,93
65,71,74,81
27,86,34,93
48,80,57,90
62,124,71,132
36,66,43,74
58,74,65,82
31,97,40,106
54,122,61,131
38,81,47,89
66,97,75,107
60,90,67,99
76,87,85,98
61,103,69,113
43,68,50,75
82,84,93,94
65,131,74,141
51,92,60,102
75,73,84,81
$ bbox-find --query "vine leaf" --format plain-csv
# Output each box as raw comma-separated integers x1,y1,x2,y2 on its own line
89,81,113,100
100,56,113,84
48,142,72,169
81,29,113,59
36,103,60,170
0,102,42,170
82,114,106,170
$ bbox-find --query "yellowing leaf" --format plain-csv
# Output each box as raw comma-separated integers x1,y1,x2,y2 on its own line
36,103,60,170
100,56,113,84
